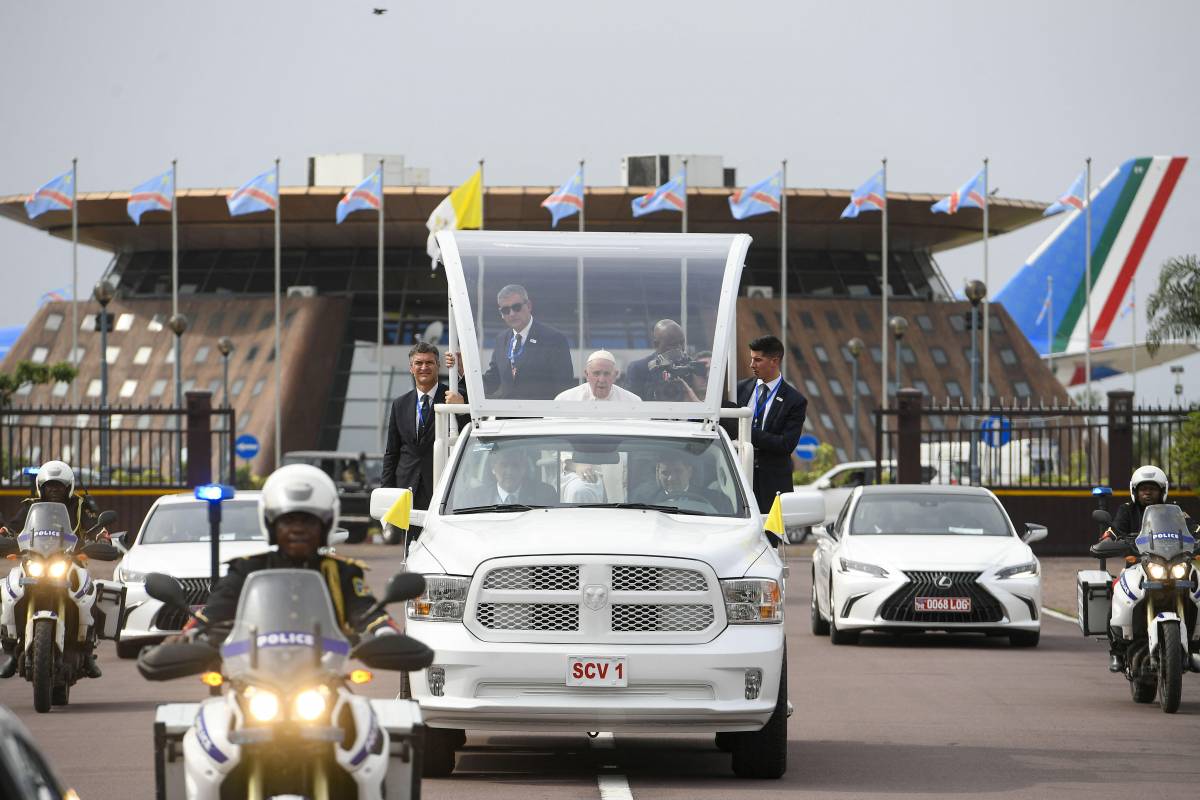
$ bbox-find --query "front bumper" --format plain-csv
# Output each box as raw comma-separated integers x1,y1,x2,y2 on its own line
407,622,783,733
831,570,1041,633
119,583,169,641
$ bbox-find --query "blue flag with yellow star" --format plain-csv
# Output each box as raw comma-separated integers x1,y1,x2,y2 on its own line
541,168,584,228
25,170,74,220
227,168,279,216
728,171,782,220
127,170,174,225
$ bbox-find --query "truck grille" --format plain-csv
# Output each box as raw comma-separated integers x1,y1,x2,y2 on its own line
611,566,706,592
482,565,579,591
151,578,211,631
878,571,1005,624
477,603,579,631
612,604,714,632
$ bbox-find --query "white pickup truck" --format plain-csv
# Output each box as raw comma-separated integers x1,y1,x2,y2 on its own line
371,231,823,780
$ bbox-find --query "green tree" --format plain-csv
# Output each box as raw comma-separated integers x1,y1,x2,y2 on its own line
1170,410,1200,490
1146,255,1200,355
0,361,78,407
791,443,837,485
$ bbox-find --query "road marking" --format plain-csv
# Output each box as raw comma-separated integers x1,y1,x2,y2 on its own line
1041,606,1076,624
590,733,633,799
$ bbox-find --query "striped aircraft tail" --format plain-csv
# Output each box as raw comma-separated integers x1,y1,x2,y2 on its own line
995,156,1187,383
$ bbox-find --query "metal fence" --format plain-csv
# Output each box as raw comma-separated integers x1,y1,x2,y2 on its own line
874,389,1192,490
0,395,235,489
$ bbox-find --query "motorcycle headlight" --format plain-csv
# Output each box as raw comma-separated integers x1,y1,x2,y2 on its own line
407,575,469,622
293,688,327,722
1146,561,1167,580
996,561,1039,580
47,560,69,579
839,558,889,579
244,686,279,722
720,578,783,623
1169,561,1188,580
25,560,44,578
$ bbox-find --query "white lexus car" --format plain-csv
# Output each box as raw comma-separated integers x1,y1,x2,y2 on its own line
810,485,1046,646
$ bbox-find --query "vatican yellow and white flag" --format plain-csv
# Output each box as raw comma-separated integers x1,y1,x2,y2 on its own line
425,168,483,269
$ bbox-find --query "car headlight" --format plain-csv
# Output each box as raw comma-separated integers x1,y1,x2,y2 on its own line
244,686,279,722
1146,561,1167,580
116,566,147,584
1169,561,1188,580
47,560,70,579
407,575,469,622
839,558,889,578
720,578,783,623
293,688,328,722
995,561,1039,580
25,560,44,578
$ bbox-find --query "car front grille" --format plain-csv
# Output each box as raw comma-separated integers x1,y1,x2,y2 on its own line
611,566,707,592
151,578,212,632
482,565,579,591
611,604,714,632
477,603,579,631
878,571,1005,624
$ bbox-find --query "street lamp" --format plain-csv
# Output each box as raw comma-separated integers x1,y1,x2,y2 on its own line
217,336,235,484
1171,365,1184,404
167,312,189,484
964,280,987,409
93,280,115,481
847,337,864,458
888,316,908,393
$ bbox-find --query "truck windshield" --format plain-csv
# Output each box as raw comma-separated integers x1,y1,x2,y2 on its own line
445,434,749,518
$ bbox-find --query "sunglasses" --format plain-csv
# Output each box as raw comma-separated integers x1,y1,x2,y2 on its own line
498,302,525,315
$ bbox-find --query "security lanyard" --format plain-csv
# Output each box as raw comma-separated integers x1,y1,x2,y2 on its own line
753,380,782,428
508,330,527,366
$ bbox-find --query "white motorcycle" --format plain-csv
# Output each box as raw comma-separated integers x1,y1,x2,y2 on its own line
138,568,433,800
1085,504,1200,713
0,501,124,712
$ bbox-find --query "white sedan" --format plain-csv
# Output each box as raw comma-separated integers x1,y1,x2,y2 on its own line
810,485,1046,647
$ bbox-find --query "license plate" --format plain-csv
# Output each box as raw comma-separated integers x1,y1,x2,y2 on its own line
567,656,627,687
915,596,971,612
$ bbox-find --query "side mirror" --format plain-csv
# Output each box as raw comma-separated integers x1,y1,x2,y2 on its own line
779,492,826,528
1089,537,1132,559
350,633,434,672
327,528,350,547
95,509,117,528
1091,509,1112,526
112,531,133,552
370,488,412,523
815,479,832,490
0,538,18,557
144,573,190,612
355,572,427,625
81,542,120,561
1021,523,1048,544
137,642,220,681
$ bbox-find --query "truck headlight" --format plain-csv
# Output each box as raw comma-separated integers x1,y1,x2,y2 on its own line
995,561,1039,580
407,575,469,622
720,578,783,623
839,558,889,578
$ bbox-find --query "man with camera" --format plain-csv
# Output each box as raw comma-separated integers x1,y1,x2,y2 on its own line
625,319,705,401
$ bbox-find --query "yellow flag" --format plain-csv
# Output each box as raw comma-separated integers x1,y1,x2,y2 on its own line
764,494,785,536
425,168,483,267
382,491,412,530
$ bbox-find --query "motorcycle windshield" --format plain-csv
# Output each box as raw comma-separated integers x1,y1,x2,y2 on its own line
16,502,77,557
1134,504,1196,560
220,570,350,688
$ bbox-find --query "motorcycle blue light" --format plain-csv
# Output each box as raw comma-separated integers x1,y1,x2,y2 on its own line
194,484,235,503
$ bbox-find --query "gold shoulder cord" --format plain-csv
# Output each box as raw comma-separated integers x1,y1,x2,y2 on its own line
320,558,350,635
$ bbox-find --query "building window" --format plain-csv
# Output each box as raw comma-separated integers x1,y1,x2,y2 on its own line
824,311,844,331
30,347,49,364
238,410,252,431
106,346,120,365
836,447,848,462
1014,380,1032,397
916,314,934,331
207,379,221,395
900,347,916,365
44,313,63,331
235,311,252,330
869,346,882,364
182,379,196,393
819,412,835,430
989,315,1004,333
258,312,273,331
945,380,963,398
86,379,102,398
266,347,276,362
914,379,930,395
804,378,821,397
854,311,872,331
119,379,138,398
799,311,815,330
949,314,966,332
137,415,152,430
16,383,32,397
245,345,259,363
857,379,871,397
80,315,96,332
52,382,69,398
133,346,153,365
150,379,167,397
70,346,85,364
231,378,245,396
285,309,297,327
930,346,948,366
252,378,265,397
843,412,857,430
115,313,134,332
147,314,165,332
1000,348,1018,366
828,378,845,397
813,345,830,363
166,348,175,364
206,311,226,333
194,346,210,364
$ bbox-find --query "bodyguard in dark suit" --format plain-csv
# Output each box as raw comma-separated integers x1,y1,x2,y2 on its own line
481,284,575,400
723,335,808,513
381,342,467,510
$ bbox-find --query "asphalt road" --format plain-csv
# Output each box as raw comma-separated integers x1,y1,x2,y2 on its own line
3,546,1198,800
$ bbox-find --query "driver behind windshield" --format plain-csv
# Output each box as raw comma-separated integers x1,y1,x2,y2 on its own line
461,449,557,508
182,464,397,640
632,452,732,514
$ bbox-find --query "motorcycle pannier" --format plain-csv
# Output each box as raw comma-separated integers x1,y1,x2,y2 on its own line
1076,570,1112,637
92,580,126,640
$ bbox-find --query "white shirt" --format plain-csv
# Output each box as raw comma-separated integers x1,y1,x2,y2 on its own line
562,470,606,503
746,375,783,427
413,386,437,431
508,318,534,355
555,382,642,402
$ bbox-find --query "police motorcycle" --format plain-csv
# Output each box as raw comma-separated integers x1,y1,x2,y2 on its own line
137,568,434,800
0,502,122,712
1082,504,1200,714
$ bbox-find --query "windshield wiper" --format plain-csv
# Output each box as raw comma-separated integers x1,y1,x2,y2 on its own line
453,503,541,515
576,502,707,516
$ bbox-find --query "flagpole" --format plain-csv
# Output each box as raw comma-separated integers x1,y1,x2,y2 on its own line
1084,156,1093,401
1046,275,1054,377
1131,273,1137,398
982,157,990,408
881,158,889,407
681,158,688,346
70,158,79,406
577,159,585,368
274,158,283,468
172,159,181,413
780,159,788,381
376,159,385,451
475,159,485,345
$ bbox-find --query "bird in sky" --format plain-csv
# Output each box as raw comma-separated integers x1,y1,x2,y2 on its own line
373,7,387,14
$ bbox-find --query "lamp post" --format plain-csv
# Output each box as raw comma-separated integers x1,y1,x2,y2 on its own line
167,312,189,484
1171,365,1184,405
847,337,864,458
964,280,987,485
888,316,908,393
217,336,235,484
93,280,115,482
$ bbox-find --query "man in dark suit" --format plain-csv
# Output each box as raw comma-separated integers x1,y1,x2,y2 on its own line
624,319,697,401
381,342,467,516
723,335,808,513
480,284,575,400
632,451,733,515
458,448,558,508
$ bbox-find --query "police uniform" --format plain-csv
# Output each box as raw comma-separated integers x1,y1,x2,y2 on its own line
9,495,100,539
195,551,395,638
1111,501,1198,538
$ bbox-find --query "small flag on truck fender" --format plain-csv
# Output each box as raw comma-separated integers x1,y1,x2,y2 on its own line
764,494,785,537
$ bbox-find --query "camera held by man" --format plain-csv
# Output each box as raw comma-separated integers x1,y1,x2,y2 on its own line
644,348,706,401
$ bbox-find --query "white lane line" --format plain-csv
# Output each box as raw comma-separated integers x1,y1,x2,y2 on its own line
591,733,633,800
1041,606,1076,624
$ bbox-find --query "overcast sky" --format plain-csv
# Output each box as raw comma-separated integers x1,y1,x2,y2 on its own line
2,0,1196,402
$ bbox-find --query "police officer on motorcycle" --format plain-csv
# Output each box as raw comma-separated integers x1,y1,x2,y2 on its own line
184,464,398,639
1099,464,1199,672
2,460,105,542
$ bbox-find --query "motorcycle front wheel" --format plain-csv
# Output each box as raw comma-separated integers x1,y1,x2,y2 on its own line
1157,620,1182,714
31,619,56,713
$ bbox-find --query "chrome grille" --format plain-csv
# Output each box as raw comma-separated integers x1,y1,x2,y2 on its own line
878,571,1004,624
476,603,579,631
612,604,714,632
482,565,579,591
152,578,211,631
611,566,706,592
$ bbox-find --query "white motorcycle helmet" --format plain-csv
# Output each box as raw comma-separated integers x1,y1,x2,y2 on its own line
1129,464,1169,503
260,463,340,545
35,460,75,498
